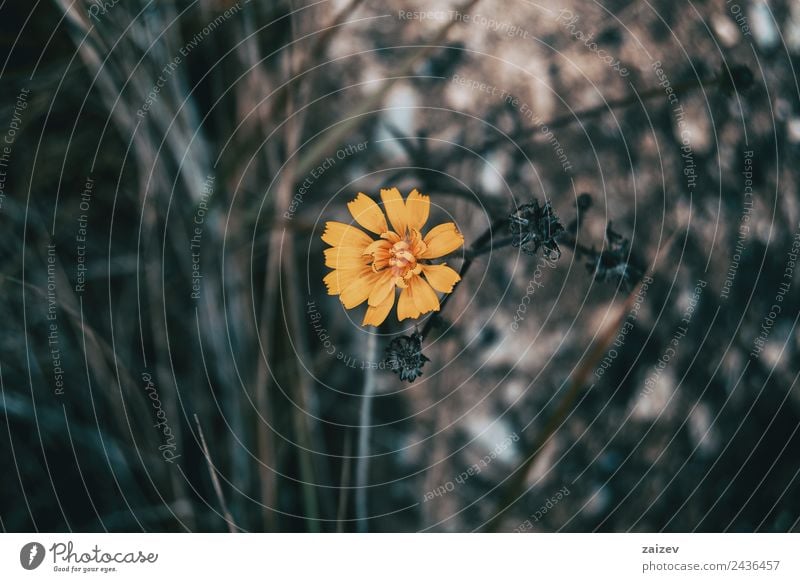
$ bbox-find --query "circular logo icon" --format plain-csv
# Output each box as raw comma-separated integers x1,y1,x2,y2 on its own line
20,542,45,570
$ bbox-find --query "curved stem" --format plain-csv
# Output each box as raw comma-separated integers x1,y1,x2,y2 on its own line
421,217,508,338
420,221,590,339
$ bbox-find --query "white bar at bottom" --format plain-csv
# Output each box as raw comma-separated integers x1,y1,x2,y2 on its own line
1,533,797,581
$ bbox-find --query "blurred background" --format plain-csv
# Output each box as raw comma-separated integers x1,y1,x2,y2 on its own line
1,0,799,532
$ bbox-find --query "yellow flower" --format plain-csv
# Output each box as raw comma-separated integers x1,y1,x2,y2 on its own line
322,188,464,327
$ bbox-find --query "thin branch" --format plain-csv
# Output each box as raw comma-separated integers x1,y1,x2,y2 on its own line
355,331,378,532
336,431,352,532
293,0,483,180
481,70,737,153
194,414,237,533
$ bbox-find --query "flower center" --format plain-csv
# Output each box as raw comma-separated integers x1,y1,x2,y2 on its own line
389,239,417,276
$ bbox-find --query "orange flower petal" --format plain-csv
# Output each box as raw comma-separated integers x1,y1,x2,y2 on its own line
422,263,461,293
411,275,440,314
405,189,430,232
368,270,396,307
348,193,388,235
364,239,391,271
420,222,464,259
397,275,440,321
396,285,417,320
380,187,408,236
381,231,401,244
408,227,428,256
364,238,391,255
339,270,382,309
324,267,369,295
321,221,374,249
324,247,370,269
363,287,395,327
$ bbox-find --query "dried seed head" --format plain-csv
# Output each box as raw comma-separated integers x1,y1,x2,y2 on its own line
509,199,565,260
384,333,429,382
